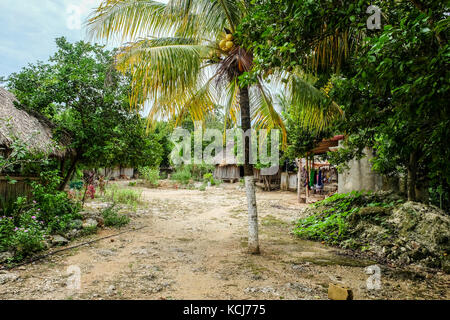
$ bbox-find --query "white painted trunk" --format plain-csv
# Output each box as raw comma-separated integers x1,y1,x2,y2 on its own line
296,159,301,203
245,176,259,254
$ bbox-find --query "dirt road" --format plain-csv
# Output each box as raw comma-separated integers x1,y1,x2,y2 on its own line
1,184,448,300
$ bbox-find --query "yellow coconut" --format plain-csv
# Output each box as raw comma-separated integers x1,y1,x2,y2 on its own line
225,41,234,49
226,34,234,41
219,40,227,50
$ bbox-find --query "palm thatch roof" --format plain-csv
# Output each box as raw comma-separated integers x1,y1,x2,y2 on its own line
0,87,70,158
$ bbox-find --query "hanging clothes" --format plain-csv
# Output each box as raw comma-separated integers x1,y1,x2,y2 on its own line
318,169,324,187
309,169,316,188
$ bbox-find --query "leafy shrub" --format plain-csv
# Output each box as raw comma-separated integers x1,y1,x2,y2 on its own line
139,167,160,187
102,205,130,228
31,171,81,228
171,167,192,185
0,171,81,260
171,164,216,185
85,185,96,200
0,208,48,260
10,211,47,258
80,225,98,236
203,173,214,184
294,207,359,245
294,191,364,245
0,216,15,252
186,164,215,181
293,191,402,247
46,212,82,235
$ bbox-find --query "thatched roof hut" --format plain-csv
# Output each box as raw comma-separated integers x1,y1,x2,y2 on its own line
0,87,69,158
213,142,241,182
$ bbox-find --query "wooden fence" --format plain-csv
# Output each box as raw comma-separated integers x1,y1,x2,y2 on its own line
0,176,37,206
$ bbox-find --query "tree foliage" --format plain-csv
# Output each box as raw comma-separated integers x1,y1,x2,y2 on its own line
6,37,163,187
240,0,450,208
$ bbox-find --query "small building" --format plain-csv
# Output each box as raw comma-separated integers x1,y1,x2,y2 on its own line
213,143,240,183
97,167,135,180
0,87,70,204
337,145,383,193
213,142,281,188
288,135,343,203
253,167,282,191
288,135,386,203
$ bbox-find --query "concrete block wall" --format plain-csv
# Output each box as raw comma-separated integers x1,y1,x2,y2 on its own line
338,147,384,193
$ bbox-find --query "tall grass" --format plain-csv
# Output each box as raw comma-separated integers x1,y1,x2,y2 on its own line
139,167,160,187
104,184,142,208
170,167,192,185
170,164,215,185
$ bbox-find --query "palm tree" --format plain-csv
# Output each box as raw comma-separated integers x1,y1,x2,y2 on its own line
87,0,338,254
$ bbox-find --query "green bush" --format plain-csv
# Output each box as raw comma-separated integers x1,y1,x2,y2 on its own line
186,164,215,181
203,173,213,183
159,171,169,180
139,167,160,187
171,167,192,185
31,171,81,230
293,191,403,247
11,210,47,258
0,208,48,260
0,171,82,261
293,191,364,245
46,212,82,235
171,164,216,185
80,225,98,236
102,205,130,228
0,215,15,252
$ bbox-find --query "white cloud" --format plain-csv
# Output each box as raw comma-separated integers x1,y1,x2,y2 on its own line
64,0,103,30
0,0,103,78
0,0,169,78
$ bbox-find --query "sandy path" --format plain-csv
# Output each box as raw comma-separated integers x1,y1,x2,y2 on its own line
0,184,448,300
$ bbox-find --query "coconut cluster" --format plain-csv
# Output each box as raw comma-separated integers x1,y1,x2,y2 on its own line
219,34,234,52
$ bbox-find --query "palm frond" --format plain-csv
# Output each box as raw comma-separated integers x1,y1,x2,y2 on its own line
287,71,343,131
87,0,174,42
309,27,365,73
145,69,218,127
115,37,209,108
221,78,240,134
251,80,287,146
168,0,246,34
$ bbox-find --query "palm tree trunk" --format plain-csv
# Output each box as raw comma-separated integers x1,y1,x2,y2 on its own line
296,158,302,203
240,86,260,254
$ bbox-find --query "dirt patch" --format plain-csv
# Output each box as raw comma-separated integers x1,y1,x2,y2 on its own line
0,183,448,300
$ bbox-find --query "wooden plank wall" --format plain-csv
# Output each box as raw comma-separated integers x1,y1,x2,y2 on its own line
214,165,240,181
0,177,37,206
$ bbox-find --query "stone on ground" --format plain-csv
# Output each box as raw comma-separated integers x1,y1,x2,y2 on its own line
328,283,353,300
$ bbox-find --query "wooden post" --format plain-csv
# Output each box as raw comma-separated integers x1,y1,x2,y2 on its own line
306,154,310,200
296,158,302,203
312,156,315,194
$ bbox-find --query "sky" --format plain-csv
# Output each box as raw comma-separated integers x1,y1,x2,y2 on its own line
0,0,108,79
